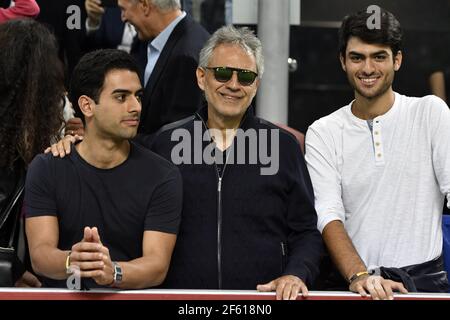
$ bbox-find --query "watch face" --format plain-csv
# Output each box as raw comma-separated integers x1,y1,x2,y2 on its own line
114,262,123,282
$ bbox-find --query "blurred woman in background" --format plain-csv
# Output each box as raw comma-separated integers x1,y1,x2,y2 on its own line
0,18,65,287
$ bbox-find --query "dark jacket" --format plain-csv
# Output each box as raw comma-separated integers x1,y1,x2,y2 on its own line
378,256,448,293
317,255,449,293
143,106,323,289
139,15,210,134
85,7,125,51
84,7,147,68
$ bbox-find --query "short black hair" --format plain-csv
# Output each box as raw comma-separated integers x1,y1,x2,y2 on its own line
69,49,141,119
338,7,403,58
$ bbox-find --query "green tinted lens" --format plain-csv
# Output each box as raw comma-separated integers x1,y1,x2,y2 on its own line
237,70,257,85
210,67,257,85
214,67,233,82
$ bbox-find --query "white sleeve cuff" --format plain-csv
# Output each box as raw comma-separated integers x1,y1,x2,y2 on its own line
317,211,345,233
85,17,101,34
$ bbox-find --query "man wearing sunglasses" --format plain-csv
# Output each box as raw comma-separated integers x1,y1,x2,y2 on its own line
146,25,323,300
47,26,323,299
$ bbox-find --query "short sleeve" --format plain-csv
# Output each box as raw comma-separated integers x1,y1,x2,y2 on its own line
24,154,57,218
428,96,450,202
305,124,346,232
144,166,182,234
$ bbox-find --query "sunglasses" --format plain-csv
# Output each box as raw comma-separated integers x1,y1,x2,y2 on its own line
205,67,258,86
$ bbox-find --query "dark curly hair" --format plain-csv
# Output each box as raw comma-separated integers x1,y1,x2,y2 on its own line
0,19,65,168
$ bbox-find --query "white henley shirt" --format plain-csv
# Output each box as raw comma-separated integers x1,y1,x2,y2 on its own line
305,92,450,269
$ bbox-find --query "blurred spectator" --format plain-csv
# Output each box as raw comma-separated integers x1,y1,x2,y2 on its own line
83,0,146,77
118,0,210,134
430,70,446,102
0,18,65,287
0,0,40,23
85,0,136,52
200,0,225,33
35,0,87,86
428,31,450,103
395,30,448,99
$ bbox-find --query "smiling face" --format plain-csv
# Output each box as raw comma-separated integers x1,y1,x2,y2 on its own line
340,36,402,101
196,44,259,126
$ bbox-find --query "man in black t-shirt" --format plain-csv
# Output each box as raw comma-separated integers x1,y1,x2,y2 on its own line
25,49,182,289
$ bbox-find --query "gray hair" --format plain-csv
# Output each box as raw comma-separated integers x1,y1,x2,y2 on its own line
199,25,264,78
149,0,181,11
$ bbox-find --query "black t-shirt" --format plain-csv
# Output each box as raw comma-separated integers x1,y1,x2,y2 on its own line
24,141,182,288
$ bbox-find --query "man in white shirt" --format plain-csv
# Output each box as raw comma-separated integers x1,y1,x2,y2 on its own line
305,7,450,299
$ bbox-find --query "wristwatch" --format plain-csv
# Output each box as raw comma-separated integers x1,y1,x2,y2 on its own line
112,261,123,286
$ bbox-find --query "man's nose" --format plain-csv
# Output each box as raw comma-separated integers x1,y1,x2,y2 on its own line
362,59,376,74
128,96,142,113
225,71,240,89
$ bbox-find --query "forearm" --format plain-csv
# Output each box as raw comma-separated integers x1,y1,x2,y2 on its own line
429,71,446,102
30,245,70,280
113,257,169,289
322,220,367,282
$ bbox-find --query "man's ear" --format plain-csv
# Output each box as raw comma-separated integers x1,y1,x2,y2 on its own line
254,78,260,90
339,54,346,72
140,0,152,15
196,67,206,91
78,95,95,120
393,50,402,71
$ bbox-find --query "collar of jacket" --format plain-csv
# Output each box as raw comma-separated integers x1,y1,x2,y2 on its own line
194,104,256,132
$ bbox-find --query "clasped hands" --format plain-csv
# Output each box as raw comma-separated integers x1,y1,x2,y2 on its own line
67,226,115,286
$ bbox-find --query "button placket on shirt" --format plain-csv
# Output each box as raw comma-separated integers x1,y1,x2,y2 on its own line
373,119,385,166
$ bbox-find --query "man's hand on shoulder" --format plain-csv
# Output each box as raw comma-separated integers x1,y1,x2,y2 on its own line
46,117,84,157
44,134,83,157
